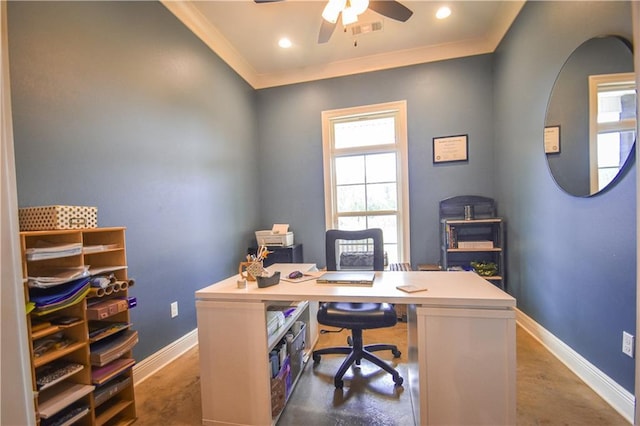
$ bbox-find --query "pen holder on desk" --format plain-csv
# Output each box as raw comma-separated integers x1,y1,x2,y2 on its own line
239,261,265,281
256,271,280,288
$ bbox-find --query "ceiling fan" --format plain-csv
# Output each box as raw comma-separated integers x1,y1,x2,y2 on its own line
254,0,414,44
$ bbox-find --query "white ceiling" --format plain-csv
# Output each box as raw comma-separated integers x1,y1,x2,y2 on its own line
162,0,525,89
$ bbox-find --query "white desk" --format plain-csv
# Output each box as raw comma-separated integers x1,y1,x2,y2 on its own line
195,263,516,425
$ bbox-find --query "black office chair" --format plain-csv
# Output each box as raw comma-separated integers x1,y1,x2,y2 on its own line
312,228,403,389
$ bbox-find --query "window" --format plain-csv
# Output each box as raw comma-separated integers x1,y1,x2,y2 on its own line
321,101,410,264
589,72,636,192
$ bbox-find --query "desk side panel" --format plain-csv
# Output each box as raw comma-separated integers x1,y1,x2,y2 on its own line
417,306,516,425
196,300,272,425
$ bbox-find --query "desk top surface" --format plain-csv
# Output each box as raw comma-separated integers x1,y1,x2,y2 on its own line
196,263,515,309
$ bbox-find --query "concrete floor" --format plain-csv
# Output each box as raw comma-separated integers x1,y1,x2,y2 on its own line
133,323,629,425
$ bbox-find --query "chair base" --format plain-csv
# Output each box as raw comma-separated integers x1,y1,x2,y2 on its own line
312,329,403,389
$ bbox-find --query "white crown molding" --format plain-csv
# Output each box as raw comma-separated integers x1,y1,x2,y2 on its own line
162,0,525,90
161,1,257,87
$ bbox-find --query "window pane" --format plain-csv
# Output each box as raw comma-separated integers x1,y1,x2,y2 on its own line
598,89,636,123
334,116,396,149
599,168,619,191
368,215,398,243
597,133,621,168
366,153,396,183
367,183,397,211
368,215,398,264
338,216,367,230
336,185,365,212
335,156,364,185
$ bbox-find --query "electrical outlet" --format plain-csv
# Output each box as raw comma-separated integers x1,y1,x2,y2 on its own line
171,301,179,318
622,331,634,358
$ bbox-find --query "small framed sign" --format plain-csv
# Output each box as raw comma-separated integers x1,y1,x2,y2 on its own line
433,134,468,163
544,125,561,154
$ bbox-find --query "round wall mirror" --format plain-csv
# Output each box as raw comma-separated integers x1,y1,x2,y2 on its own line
544,36,636,197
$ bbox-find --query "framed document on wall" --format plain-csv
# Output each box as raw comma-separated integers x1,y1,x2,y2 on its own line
544,126,560,154
433,134,468,163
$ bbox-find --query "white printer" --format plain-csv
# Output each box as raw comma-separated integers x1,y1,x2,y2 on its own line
255,224,294,247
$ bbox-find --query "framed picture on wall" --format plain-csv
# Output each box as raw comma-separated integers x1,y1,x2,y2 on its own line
544,125,561,154
433,134,468,163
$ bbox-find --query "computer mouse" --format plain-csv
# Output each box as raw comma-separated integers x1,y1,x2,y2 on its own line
288,270,303,279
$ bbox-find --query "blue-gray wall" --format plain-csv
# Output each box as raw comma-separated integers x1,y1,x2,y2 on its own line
8,1,260,359
494,1,635,392
256,55,496,268
7,0,636,395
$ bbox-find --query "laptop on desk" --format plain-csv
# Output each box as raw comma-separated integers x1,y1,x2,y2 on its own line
315,271,376,285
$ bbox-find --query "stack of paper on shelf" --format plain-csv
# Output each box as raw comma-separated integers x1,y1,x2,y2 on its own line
35,361,84,391
93,374,132,406
28,266,90,288
37,381,94,419
90,330,138,367
29,277,91,316
25,242,82,261
457,240,494,249
91,358,135,386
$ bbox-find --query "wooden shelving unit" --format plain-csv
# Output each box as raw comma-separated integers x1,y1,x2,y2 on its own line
21,227,137,426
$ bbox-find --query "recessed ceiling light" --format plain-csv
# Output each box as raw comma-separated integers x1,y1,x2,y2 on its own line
278,38,292,49
436,6,451,20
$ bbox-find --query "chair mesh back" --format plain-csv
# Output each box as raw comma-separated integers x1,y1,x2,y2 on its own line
325,229,384,271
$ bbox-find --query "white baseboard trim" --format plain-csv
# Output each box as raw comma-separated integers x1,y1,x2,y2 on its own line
133,328,198,386
516,309,634,424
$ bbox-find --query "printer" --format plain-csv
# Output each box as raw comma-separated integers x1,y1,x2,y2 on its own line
255,224,294,247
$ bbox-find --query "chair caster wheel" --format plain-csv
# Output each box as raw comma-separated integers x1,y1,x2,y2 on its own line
394,376,404,387
392,349,402,358
335,379,344,389
313,354,321,364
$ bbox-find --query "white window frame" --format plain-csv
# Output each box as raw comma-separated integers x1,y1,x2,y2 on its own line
588,72,636,192
321,100,410,263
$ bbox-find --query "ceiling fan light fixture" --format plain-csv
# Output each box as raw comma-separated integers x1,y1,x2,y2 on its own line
341,7,358,26
350,0,369,16
322,0,346,24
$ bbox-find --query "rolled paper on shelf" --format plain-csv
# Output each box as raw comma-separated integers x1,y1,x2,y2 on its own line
90,276,111,289
112,282,121,293
103,285,113,295
88,287,105,298
117,281,128,291
127,278,135,288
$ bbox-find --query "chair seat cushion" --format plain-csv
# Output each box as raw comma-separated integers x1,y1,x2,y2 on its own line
317,302,397,329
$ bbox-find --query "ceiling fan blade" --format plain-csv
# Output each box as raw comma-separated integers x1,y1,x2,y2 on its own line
368,1,413,22
318,19,337,44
